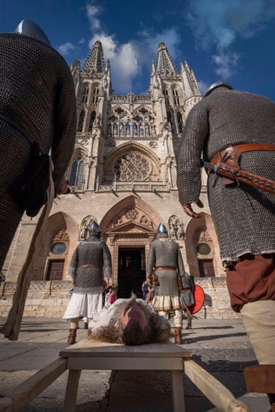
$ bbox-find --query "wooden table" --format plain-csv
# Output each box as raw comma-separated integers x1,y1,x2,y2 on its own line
59,339,191,412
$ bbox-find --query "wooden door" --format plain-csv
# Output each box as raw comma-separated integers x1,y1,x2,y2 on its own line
198,259,215,277
47,260,64,280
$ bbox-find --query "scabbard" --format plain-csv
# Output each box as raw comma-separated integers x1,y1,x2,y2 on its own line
217,163,275,194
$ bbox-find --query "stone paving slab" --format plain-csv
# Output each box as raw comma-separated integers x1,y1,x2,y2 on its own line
0,317,271,412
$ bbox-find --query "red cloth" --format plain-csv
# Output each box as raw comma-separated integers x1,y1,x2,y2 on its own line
109,294,116,305
226,254,275,312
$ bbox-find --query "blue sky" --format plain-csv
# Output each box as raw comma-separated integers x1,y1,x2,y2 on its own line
1,0,275,99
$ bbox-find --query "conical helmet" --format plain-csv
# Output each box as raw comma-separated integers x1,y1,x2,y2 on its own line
14,19,51,46
89,221,101,237
157,223,168,235
204,81,233,98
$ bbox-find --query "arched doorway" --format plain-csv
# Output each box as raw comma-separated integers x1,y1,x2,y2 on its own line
33,212,79,281
100,195,162,297
185,213,224,277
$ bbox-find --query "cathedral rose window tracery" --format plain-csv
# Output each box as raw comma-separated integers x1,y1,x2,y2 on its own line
113,153,151,182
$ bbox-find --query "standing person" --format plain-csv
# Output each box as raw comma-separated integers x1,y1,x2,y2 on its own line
177,82,275,408
180,273,194,330
147,223,185,344
109,287,117,305
63,222,112,344
145,284,155,309
0,19,76,272
141,280,149,300
104,286,112,309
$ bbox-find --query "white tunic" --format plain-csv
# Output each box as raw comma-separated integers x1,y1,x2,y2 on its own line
63,286,103,319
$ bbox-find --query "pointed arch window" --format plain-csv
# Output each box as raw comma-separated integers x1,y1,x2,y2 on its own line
77,110,85,132
82,86,90,104
167,112,174,132
163,88,170,105
69,156,85,187
89,111,96,132
173,88,180,106
177,112,183,133
92,86,100,104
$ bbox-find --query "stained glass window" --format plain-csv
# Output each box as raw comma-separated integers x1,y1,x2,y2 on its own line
114,153,150,182
69,157,84,188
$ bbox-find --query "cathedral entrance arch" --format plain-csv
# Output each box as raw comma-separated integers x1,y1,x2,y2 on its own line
100,195,162,292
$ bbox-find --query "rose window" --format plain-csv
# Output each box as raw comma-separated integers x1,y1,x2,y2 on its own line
113,153,150,181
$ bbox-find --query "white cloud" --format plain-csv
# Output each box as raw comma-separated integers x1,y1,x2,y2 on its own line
213,51,240,79
58,42,78,56
87,13,181,93
79,38,85,45
186,0,275,78
197,80,210,96
86,2,102,31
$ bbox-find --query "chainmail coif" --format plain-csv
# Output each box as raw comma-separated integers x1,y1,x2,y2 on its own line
177,87,275,263
0,33,76,271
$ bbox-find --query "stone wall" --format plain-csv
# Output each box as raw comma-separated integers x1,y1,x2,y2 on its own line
0,278,240,320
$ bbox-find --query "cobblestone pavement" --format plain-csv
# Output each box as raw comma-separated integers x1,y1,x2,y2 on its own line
0,317,270,412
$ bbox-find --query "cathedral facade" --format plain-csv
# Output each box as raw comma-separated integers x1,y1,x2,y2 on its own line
2,41,228,308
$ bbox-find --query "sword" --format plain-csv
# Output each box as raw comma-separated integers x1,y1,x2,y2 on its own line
201,160,275,194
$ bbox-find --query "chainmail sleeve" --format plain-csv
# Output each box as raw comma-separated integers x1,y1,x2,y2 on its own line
68,246,79,282
177,103,209,205
51,62,76,189
177,246,185,276
147,243,156,275
102,242,112,278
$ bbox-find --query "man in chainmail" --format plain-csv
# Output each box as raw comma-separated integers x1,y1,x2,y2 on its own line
177,82,275,407
0,19,76,273
147,224,185,344
63,222,112,344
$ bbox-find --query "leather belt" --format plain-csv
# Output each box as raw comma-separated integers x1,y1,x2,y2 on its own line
211,143,275,165
209,143,275,194
156,266,176,271
78,264,102,269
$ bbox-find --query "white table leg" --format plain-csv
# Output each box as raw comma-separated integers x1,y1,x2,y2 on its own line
63,369,81,412
171,370,185,412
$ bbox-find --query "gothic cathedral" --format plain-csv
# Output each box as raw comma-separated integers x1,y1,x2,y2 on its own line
3,41,226,308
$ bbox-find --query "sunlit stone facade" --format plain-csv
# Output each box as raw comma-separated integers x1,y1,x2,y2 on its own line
1,41,237,319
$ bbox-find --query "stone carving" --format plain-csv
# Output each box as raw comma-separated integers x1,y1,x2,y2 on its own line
168,215,185,240
113,215,123,227
194,230,212,243
29,281,47,292
149,141,157,148
140,215,154,229
51,281,72,292
125,208,138,220
53,229,69,244
80,215,97,239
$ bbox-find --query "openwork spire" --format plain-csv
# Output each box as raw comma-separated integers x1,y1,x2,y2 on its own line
83,40,104,74
156,42,178,76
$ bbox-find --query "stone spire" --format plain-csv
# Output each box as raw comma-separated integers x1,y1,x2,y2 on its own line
83,40,104,74
181,61,200,97
156,42,178,76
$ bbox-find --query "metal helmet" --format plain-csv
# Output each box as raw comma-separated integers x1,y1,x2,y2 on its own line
13,19,51,47
157,223,168,238
89,221,101,238
204,81,233,98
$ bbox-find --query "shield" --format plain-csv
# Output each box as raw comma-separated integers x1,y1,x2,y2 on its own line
189,285,205,314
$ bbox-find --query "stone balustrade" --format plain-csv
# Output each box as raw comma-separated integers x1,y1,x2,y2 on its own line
0,278,240,320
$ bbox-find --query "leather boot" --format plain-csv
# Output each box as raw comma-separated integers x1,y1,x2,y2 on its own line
174,327,183,344
67,329,77,345
87,329,92,337
84,322,88,329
